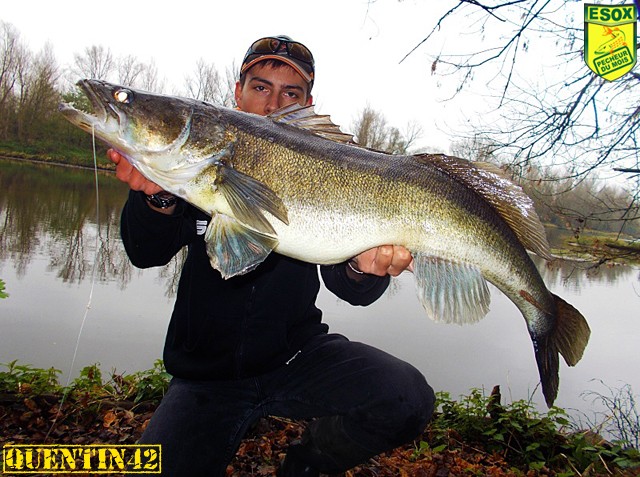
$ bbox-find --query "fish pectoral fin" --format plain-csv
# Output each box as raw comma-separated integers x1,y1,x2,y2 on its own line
215,161,289,234
205,214,278,279
413,254,490,325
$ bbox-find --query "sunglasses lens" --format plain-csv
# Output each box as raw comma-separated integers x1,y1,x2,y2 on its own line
287,42,313,65
251,38,280,54
250,38,313,64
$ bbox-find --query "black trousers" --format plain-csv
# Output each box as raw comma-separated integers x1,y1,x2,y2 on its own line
139,333,435,476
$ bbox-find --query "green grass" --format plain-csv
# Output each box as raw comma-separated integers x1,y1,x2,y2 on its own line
424,388,640,474
1,362,638,474
0,360,170,404
0,139,112,170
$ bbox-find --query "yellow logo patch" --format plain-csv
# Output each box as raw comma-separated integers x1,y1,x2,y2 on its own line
2,444,161,474
584,3,637,81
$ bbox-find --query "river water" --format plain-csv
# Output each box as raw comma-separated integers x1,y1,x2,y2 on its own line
1,159,639,425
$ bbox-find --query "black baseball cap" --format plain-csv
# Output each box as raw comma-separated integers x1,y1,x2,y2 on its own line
240,35,315,88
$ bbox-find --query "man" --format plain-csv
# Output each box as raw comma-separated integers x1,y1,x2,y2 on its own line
108,35,435,477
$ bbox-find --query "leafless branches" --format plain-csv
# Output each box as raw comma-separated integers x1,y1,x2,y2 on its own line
350,105,423,154
402,1,639,236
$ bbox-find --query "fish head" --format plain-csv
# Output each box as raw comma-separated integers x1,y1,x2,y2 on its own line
59,79,229,176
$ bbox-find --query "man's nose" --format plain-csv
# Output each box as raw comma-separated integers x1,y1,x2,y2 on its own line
264,95,281,114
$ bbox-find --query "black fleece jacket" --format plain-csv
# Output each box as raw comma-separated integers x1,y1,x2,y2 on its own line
121,191,390,380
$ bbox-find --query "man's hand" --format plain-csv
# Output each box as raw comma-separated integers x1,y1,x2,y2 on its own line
350,245,414,278
107,149,162,195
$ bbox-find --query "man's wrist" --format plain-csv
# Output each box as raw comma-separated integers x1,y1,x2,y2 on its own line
346,259,367,281
347,259,364,275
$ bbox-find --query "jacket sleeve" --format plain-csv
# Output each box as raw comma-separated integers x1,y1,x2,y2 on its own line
120,190,195,268
320,262,390,306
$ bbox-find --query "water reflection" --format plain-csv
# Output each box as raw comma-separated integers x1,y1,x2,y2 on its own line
1,160,124,278
535,255,638,290
0,159,185,296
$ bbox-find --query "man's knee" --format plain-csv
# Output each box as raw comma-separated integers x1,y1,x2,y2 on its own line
391,363,435,440
354,359,435,443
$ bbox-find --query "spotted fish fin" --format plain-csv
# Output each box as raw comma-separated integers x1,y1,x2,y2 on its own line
215,160,289,234
269,104,356,143
413,253,491,325
416,154,552,260
205,214,278,279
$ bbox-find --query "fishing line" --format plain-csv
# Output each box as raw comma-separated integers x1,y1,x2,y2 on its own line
46,124,100,440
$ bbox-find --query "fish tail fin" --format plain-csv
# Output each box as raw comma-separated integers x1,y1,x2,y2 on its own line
533,334,560,408
534,294,590,407
553,294,591,367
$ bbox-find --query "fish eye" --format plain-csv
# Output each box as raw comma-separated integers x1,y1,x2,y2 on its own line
113,88,133,104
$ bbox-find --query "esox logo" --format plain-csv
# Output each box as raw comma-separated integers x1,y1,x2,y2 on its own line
584,3,637,81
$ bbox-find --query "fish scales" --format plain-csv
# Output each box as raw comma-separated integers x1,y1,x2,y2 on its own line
59,79,591,407
231,122,539,301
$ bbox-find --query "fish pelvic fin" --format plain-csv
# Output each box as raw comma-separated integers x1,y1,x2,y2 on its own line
215,160,289,234
413,254,491,325
417,154,553,260
533,294,590,407
205,214,278,279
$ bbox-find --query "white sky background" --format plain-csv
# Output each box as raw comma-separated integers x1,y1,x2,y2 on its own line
2,0,594,156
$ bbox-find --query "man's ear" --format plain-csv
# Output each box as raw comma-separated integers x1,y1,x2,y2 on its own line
306,94,313,106
234,81,243,107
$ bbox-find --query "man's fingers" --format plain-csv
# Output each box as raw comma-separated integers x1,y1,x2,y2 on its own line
107,150,162,194
352,245,414,277
107,148,122,165
381,245,412,277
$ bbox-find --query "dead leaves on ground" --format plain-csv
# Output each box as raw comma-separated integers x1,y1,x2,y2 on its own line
0,392,154,445
2,393,638,476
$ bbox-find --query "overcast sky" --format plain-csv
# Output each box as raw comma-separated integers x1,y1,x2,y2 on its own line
2,1,590,154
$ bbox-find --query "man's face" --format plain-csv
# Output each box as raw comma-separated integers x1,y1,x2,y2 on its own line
235,62,312,116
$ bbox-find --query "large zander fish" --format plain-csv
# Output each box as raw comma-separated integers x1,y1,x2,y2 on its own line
60,79,590,407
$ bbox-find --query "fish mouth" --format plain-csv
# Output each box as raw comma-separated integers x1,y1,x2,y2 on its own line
58,79,124,135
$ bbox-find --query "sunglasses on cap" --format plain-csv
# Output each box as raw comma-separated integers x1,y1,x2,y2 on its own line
241,36,315,84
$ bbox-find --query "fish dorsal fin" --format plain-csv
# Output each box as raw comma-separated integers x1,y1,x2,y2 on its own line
205,214,278,279
413,253,491,324
417,154,552,260
269,104,356,143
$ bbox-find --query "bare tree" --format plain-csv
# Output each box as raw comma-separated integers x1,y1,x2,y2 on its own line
450,136,498,163
15,43,60,141
115,54,165,92
351,105,422,154
221,61,239,108
185,59,221,103
0,23,61,143
138,59,165,93
0,21,29,138
401,0,639,236
117,54,145,86
73,45,114,80
183,58,236,106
